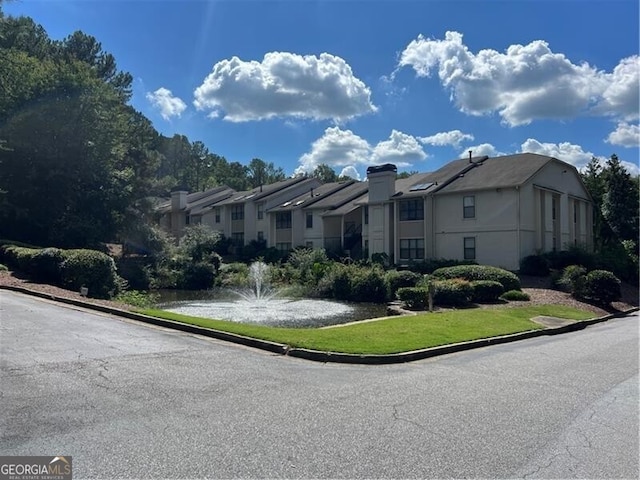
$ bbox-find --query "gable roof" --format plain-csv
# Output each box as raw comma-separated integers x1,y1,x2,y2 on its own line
268,180,355,212
216,176,315,206
156,185,235,214
305,182,368,211
433,153,554,194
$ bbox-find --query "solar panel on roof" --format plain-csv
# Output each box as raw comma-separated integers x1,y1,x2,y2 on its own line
409,182,434,192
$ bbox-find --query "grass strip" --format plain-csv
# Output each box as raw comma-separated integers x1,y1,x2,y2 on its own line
137,305,593,355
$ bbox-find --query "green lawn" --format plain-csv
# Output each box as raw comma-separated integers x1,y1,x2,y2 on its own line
137,305,594,355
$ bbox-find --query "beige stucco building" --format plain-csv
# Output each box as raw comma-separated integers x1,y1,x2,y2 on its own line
363,153,593,270
157,153,593,271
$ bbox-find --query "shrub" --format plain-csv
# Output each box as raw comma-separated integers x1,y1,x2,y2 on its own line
287,247,330,284
470,280,504,303
116,256,153,290
1,245,39,272
543,246,596,271
178,224,222,262
385,270,422,299
433,279,474,307
583,270,621,306
174,259,218,290
327,265,352,301
115,290,159,308
519,255,550,276
432,265,521,292
350,267,387,303
557,265,587,297
60,249,119,298
32,248,66,283
407,258,477,275
500,290,531,301
0,263,7,271
396,287,429,310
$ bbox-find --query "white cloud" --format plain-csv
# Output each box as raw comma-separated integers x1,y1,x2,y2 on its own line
606,122,640,148
597,57,640,121
193,52,377,122
419,129,474,147
371,129,427,166
461,143,505,158
520,138,594,168
339,166,361,180
398,31,639,126
295,128,427,175
295,127,371,176
146,88,187,120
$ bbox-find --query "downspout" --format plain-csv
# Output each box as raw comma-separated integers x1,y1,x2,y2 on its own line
516,186,521,270
431,195,436,258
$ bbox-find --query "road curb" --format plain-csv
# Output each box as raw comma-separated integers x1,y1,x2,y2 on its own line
2,285,637,364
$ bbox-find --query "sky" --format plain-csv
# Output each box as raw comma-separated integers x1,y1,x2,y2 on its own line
5,0,639,179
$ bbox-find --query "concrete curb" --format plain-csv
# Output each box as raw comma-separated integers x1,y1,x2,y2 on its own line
2,285,637,364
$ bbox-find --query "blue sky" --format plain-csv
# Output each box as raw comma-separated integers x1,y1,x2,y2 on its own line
6,0,639,179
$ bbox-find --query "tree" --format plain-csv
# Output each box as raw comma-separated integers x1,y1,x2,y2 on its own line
601,154,639,241
312,164,338,183
247,158,286,188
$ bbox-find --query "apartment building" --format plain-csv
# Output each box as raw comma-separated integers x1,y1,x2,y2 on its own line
363,153,593,270
157,153,592,270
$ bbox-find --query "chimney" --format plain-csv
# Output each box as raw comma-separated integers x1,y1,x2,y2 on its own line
366,163,397,203
171,190,188,211
310,188,314,197
468,150,473,163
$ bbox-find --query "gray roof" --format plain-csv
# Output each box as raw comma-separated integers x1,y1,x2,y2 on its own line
268,181,355,212
359,153,572,203
433,153,553,194
157,185,234,214
306,182,368,211
321,191,369,217
216,176,314,206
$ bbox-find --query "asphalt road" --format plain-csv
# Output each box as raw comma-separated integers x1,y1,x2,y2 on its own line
1,291,638,479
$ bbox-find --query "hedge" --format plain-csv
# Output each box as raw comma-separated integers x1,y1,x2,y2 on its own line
1,244,119,299
433,279,473,306
385,270,422,300
60,249,119,299
432,265,521,292
470,280,504,303
396,287,429,310
519,255,550,276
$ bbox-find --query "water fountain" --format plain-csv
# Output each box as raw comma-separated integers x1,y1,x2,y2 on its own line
158,261,386,328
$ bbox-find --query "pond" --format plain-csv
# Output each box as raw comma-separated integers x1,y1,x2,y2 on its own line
154,289,388,328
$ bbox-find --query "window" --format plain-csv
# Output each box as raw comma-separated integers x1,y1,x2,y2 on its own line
306,241,313,248
306,212,313,229
399,199,424,221
364,239,369,257
399,239,424,260
257,231,264,241
185,215,190,225
464,237,476,260
257,202,264,220
276,242,291,253
463,196,475,218
364,205,369,225
215,208,220,223
231,232,244,246
276,211,291,229
231,204,244,221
